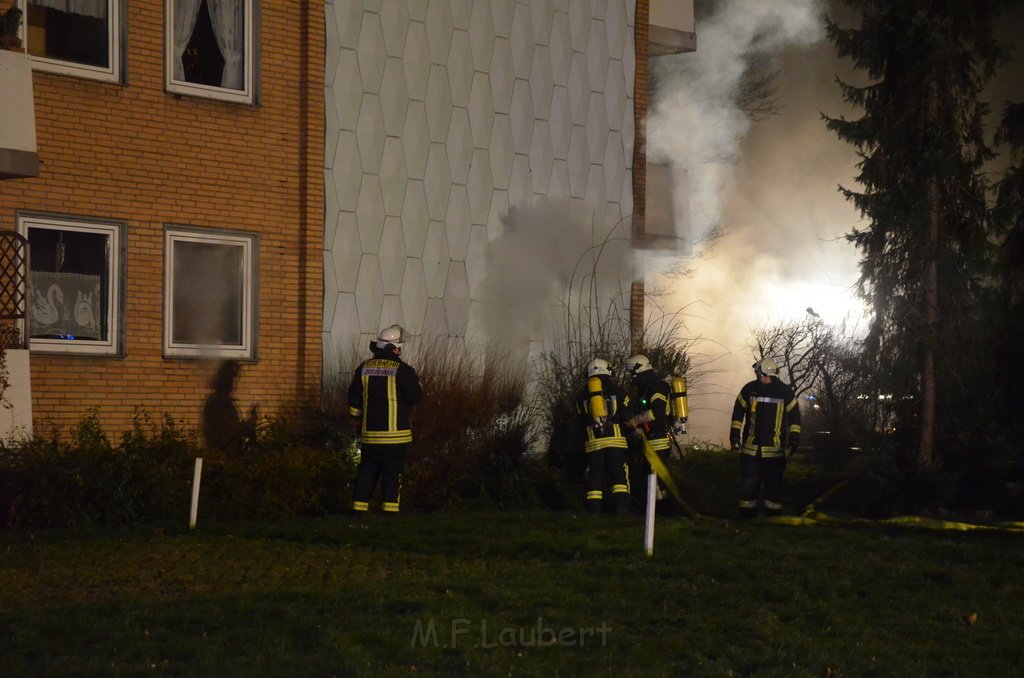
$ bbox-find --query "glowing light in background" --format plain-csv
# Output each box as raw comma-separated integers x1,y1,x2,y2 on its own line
644,0,868,444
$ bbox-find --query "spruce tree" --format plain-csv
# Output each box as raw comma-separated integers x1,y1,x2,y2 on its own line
824,1,1007,467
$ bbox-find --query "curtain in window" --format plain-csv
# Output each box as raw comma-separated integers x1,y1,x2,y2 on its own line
172,0,203,82
29,271,102,340
28,0,107,19
206,0,245,90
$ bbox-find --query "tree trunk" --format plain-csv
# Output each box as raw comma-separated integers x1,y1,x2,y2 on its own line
919,177,940,468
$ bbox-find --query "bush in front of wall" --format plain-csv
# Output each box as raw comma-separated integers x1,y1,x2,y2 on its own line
0,409,198,529
197,416,357,520
0,408,359,530
323,335,572,513
2,345,576,529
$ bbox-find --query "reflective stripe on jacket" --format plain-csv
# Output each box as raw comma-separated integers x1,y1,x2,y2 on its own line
634,371,671,451
348,348,423,445
730,377,801,457
577,375,632,453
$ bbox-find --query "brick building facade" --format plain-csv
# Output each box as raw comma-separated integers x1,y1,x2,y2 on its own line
0,0,324,437
2,0,692,442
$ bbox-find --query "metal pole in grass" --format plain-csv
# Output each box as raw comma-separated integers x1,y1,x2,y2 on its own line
644,472,657,556
189,457,203,529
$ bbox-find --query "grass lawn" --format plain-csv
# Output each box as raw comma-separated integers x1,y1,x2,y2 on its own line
2,505,1023,677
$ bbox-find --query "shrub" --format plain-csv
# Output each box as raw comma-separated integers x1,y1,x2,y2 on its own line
322,336,555,513
197,416,357,520
534,301,697,503
0,408,359,530
0,410,197,529
401,338,545,511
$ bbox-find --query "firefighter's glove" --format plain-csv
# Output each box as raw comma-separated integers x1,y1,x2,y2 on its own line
729,433,740,451
788,435,800,456
628,411,654,430
349,419,361,438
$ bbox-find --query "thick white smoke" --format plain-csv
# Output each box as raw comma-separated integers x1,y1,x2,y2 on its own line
647,0,826,247
645,0,866,444
478,199,631,362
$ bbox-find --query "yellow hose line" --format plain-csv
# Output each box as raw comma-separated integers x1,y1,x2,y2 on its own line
639,433,685,506
760,479,1024,532
764,516,820,526
801,480,849,514
765,511,1024,533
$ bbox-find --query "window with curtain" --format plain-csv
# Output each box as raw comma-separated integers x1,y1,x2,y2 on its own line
164,226,258,359
18,213,124,356
165,0,257,104
21,0,121,83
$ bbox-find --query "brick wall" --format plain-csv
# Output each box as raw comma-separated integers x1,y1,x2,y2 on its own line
0,2,325,439
631,0,649,349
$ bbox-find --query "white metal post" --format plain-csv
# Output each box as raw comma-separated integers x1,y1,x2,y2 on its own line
644,473,657,556
189,457,203,529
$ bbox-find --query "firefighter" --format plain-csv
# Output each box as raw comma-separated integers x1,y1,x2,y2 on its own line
577,358,633,515
624,354,675,514
348,324,423,514
730,357,801,518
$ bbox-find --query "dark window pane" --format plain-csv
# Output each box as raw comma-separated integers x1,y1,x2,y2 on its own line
27,2,109,69
182,0,225,86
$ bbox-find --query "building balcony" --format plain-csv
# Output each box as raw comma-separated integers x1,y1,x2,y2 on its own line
650,0,697,56
0,49,40,180
639,162,692,255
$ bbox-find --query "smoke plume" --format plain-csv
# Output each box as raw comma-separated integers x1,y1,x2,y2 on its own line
478,199,631,362
646,0,866,443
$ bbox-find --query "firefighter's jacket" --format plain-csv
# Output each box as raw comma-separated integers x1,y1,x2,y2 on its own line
730,376,801,458
348,345,423,445
577,375,633,453
633,370,672,453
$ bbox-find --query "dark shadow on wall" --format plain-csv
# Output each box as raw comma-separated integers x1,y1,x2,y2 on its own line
203,360,257,450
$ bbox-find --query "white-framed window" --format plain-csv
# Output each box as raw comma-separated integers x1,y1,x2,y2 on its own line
164,225,258,359
17,213,124,356
165,0,258,104
19,0,123,84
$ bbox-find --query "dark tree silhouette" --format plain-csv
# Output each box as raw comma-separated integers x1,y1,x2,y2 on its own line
824,1,1007,467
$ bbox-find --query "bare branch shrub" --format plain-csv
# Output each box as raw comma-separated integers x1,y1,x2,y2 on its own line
535,237,701,480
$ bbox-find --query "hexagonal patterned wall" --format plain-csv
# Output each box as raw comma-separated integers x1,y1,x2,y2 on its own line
324,0,635,369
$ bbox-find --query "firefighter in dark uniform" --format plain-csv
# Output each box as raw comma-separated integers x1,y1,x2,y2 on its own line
348,324,423,514
577,358,633,515
624,354,675,513
730,357,801,518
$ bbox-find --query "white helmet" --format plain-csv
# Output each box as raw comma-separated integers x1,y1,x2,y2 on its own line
626,354,653,375
754,357,779,377
587,358,611,377
375,324,406,349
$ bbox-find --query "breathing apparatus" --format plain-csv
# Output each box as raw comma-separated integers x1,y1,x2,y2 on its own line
587,376,609,430
586,359,611,432
670,375,688,435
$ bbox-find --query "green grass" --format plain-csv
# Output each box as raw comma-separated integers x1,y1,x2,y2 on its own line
2,509,1023,677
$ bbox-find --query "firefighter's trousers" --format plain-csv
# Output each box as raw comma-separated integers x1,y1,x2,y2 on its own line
353,443,406,513
739,451,785,517
586,447,630,514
